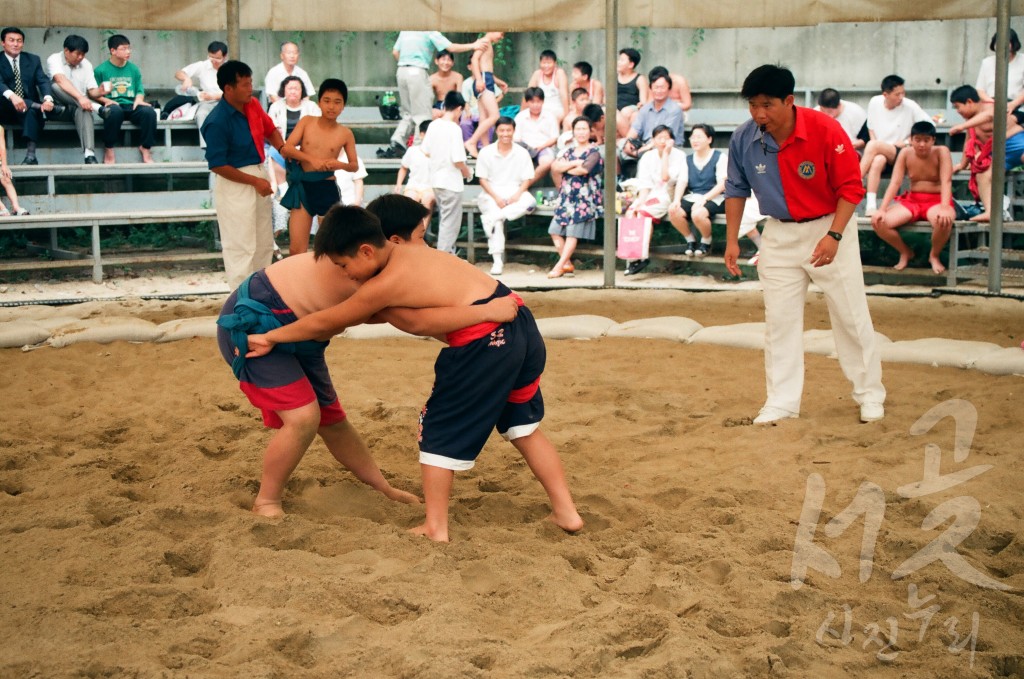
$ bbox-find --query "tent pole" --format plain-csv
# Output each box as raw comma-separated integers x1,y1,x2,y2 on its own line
227,0,241,63
989,0,1010,293
603,0,618,287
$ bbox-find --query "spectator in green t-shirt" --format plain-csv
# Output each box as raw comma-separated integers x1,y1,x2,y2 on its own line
91,34,156,163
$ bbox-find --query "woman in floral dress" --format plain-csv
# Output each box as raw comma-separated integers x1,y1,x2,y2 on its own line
547,117,604,278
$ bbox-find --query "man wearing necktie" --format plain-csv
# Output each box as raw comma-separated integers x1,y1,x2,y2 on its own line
0,27,56,165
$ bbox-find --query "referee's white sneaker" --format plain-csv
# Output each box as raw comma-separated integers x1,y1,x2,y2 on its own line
860,402,885,423
753,406,799,424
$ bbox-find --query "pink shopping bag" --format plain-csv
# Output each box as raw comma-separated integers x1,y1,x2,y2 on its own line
616,216,652,260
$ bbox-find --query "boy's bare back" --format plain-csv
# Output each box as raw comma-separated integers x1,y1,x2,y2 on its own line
362,246,499,311
264,252,359,317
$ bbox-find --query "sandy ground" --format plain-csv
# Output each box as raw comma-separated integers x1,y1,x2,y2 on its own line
1,286,1022,678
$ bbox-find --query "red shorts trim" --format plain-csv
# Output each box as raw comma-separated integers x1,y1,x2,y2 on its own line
894,191,951,222
240,378,347,429
508,376,541,403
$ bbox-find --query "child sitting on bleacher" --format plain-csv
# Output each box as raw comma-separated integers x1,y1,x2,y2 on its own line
870,121,956,274
0,125,29,216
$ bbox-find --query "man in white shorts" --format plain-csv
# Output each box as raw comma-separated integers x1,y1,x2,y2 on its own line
860,74,930,215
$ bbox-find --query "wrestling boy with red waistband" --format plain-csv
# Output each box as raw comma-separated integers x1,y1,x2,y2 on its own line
244,197,584,542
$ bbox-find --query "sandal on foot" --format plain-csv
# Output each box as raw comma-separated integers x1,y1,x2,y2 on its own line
14,208,29,216
547,267,565,279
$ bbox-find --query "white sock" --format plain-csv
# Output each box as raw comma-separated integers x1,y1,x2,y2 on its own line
685,236,696,243
701,236,712,245
866,193,877,210
493,253,503,266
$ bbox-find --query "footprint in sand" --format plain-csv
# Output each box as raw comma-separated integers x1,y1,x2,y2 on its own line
271,630,318,669
163,543,212,577
701,559,732,585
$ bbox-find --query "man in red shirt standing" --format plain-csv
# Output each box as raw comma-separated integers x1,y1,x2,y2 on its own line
723,65,885,424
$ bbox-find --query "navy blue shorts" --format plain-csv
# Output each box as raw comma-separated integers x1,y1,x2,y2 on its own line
216,271,344,429
417,284,545,470
300,179,341,217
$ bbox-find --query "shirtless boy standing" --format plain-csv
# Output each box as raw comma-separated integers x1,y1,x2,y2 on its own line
429,49,463,119
870,121,956,274
280,78,359,255
246,203,584,542
216,218,519,517
464,32,504,157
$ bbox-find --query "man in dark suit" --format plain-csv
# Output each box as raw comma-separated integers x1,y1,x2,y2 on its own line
0,27,58,165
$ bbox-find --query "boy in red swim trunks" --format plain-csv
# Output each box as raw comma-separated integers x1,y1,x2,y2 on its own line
245,200,583,542
870,121,956,274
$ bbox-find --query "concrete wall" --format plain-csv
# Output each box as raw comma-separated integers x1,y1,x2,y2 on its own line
19,18,1012,108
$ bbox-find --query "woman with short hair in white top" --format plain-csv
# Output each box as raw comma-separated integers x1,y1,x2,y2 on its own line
623,124,687,275
977,28,1024,111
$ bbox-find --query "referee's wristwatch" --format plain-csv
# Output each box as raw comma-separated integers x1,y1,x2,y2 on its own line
826,231,843,242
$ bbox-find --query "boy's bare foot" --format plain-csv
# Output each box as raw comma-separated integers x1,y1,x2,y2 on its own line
892,254,910,271
464,141,479,158
409,523,449,542
252,499,285,518
969,212,991,222
547,510,584,533
139,146,154,163
930,256,946,274
384,487,421,504
103,148,116,164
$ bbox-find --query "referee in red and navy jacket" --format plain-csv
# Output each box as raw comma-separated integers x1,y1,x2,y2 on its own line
723,64,886,426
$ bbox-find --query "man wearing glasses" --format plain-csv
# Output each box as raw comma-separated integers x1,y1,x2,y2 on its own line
723,64,886,425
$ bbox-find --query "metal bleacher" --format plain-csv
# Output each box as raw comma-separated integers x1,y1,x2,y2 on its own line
0,85,1016,286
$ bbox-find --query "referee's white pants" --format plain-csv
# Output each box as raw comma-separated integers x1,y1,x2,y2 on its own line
757,214,885,414
213,165,274,290
477,191,535,255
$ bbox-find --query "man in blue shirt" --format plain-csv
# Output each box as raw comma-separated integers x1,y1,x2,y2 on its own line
621,69,686,163
202,60,286,289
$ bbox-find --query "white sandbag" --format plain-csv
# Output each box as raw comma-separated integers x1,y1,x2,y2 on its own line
971,347,1024,376
33,316,85,331
687,322,766,350
802,329,892,356
156,316,219,342
47,317,163,348
606,316,703,342
879,338,1003,369
536,315,616,340
340,323,424,340
0,321,51,348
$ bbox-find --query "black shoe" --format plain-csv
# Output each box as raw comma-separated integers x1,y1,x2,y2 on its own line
377,143,405,159
625,258,650,276
695,243,710,257
84,155,98,164
21,156,38,165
